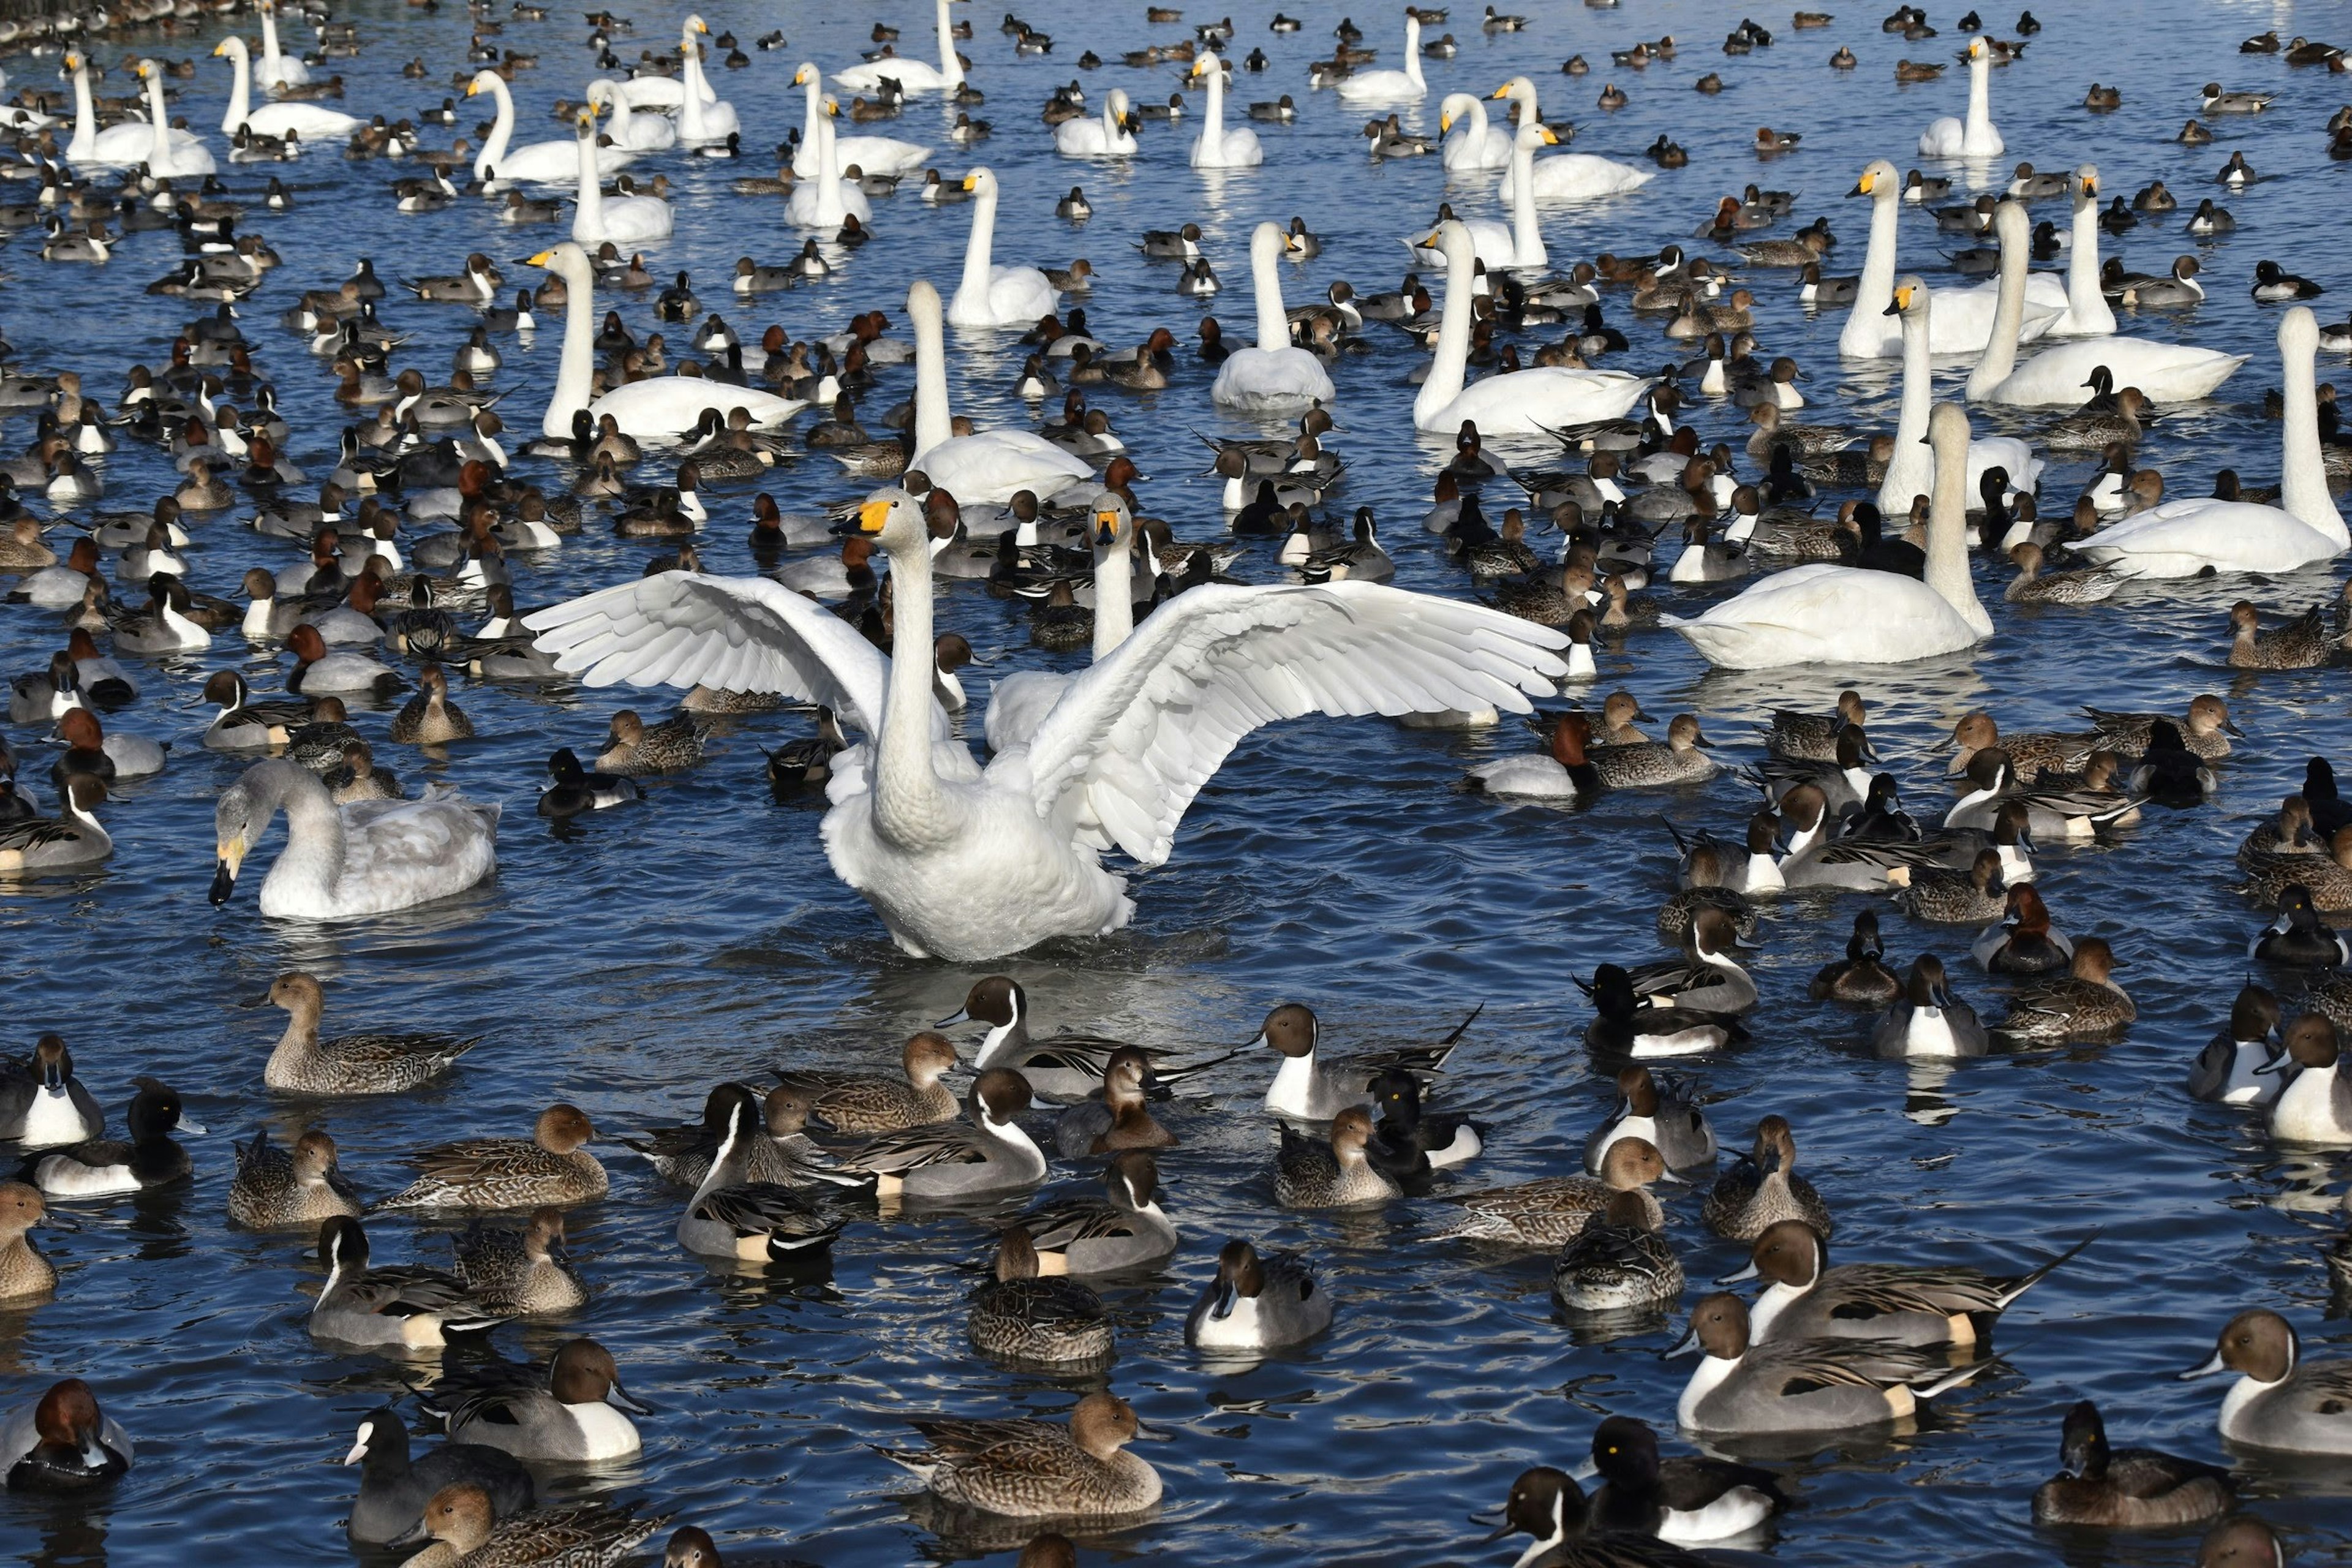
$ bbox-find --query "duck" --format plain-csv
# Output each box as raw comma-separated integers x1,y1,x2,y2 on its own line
306,1215,505,1348
1251,1001,1472,1120
775,1032,961,1134
1273,1107,1403,1208
2250,886,2351,968
969,1226,1114,1365
2263,1013,2352,1144
1871,954,1990,1057
1433,1136,1672,1244
1,1380,132,1493
1053,1048,1177,1157
21,1075,195,1197
423,1339,650,1463
1585,963,1749,1058
593,710,705,774
839,1069,1049,1200
1185,1238,1332,1351
943,975,1237,1104
1996,938,2136,1041
284,624,406,698
1973,882,2075,973
0,1036,104,1149
1809,912,1904,1005
2254,260,2325,303
227,1127,359,1229
376,1104,606,1212
1480,1469,1716,1568
1728,1216,2092,1349
209,758,496,918
387,663,473,745
1580,1415,1788,1540
260,971,478,1097
1704,1115,1834,1243
2188,982,2285,1106
883,1392,1163,1518
674,1085,844,1264
2031,1398,2234,1527
1669,1292,1996,1434
1009,1150,1178,1275
402,1484,662,1565
1467,708,1604,799
341,1408,533,1548
2180,1308,2352,1452
0,1182,56,1302
1584,1064,1716,1173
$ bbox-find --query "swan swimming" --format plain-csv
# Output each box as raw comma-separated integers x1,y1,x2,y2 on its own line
1495,78,1653,203
792,62,928,176
525,491,1568,960
1439,92,1512,171
253,0,309,88
835,0,964,94
785,102,874,228
1211,222,1336,410
61,51,180,167
586,78,677,152
1840,159,2060,357
1413,221,1651,434
908,279,1095,502
984,494,1150,755
211,760,499,920
1338,11,1427,102
946,168,1061,330
1191,55,1263,168
213,37,360,141
675,20,740,148
2045,164,2115,337
1919,36,2003,157
469,69,633,186
1876,278,2043,519
1054,88,1140,159
614,15,723,108
1413,123,1556,270
568,108,671,247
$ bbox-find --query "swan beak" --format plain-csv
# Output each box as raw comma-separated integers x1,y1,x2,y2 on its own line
524,249,555,267
209,836,245,904
1489,84,1510,99
1095,507,1121,544
961,172,979,191
137,62,152,79
1441,112,1453,132
2082,175,2097,195
856,497,892,535
824,99,840,117
694,16,708,30
1540,127,1559,145
211,40,227,55
1850,170,1874,197
465,78,481,96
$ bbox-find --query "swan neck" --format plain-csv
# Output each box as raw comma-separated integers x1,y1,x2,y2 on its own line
574,125,605,236
1093,526,1134,655
2066,196,2113,333
794,70,820,172
273,769,347,903
147,70,172,163
681,43,706,138
913,289,951,454
546,255,595,437
69,61,96,157
1509,137,1545,267
1843,187,1899,353
1202,65,1224,157
224,47,251,132
476,78,513,178
815,113,843,223
1414,242,1475,426
960,179,998,303
260,6,282,63
936,0,964,86
1253,238,1289,352
2282,327,2346,540
1926,423,1991,634
1966,52,1990,135
1965,220,2025,398
1404,18,1425,87
1877,301,1934,513
874,533,946,843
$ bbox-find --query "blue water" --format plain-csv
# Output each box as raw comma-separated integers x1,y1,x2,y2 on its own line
4,0,2352,1562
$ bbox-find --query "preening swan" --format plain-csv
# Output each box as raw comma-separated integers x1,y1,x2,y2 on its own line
1414,221,1650,434
211,759,498,919
254,0,310,88
792,62,928,176
524,489,1567,959
213,38,360,141
1667,402,1993,669
837,0,964,94
1495,77,1652,202
531,243,805,441
1876,278,2043,519
2046,164,2115,337
585,78,677,151
1919,36,2002,157
1191,55,1263,168
1212,222,1336,410
946,168,1061,330
1338,10,1428,102
1967,200,2245,406
675,19,740,148
470,69,632,185
1839,159,2059,357
568,108,671,247
785,104,873,228
1440,92,1511,171
1055,88,1140,159
2074,307,2345,578
908,279,1093,502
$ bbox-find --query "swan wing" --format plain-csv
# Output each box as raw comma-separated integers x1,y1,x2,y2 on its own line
523,570,893,733
1016,582,1568,865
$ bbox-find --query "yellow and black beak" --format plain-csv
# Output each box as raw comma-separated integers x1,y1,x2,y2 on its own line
858,497,893,535
1095,507,1121,545
1885,284,1913,315
1540,126,1559,145
526,248,556,267
209,834,247,905
2081,174,2098,196
962,172,979,191
1850,170,1874,197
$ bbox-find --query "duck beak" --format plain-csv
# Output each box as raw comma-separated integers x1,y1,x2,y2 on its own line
1714,1258,1760,1284
39,1208,78,1232
935,1004,973,1027
2177,1349,2228,1379
608,1381,654,1415
1662,1324,1702,1360
1128,1417,1176,1442
1477,1517,1519,1544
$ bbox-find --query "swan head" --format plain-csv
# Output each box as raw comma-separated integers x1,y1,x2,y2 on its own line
1093,494,1132,548
135,59,157,81
211,764,285,903
1515,121,1558,149
1189,55,1224,80
2280,303,2320,358
1884,274,1924,318
212,37,244,59
1965,36,1986,60
464,69,502,97
2075,164,2098,201
1849,159,1897,200
526,243,592,284
684,13,709,38
792,62,817,86
847,488,945,552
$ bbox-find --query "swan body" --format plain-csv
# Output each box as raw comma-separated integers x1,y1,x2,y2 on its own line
907,279,1093,501
675,23,740,146
1492,83,1650,202
1055,89,1139,158
1919,38,2002,157
1440,92,1511,170
947,168,1060,329
1338,13,1427,101
470,70,633,184
568,111,671,245
88,61,215,177
2075,308,2344,578
62,51,164,165
214,38,360,140
785,109,874,227
1212,222,1336,410
791,64,927,175
1191,58,1263,168
586,78,677,150
1414,221,1649,433
211,760,497,919
1841,160,2059,357
1668,403,1992,668
834,0,963,92
254,1,310,88
1876,279,2045,517
2047,164,2115,337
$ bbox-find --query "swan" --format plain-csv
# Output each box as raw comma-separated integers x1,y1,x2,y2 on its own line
1840,159,2060,357
676,22,740,148
1967,200,2245,406
1191,56,1263,168
785,105,873,228
986,495,1145,753
524,489,1567,960
586,78,677,151
1413,221,1650,434
254,0,311,88
568,109,671,247
213,37,360,141
908,279,1093,502
2074,308,2344,578
1495,77,1652,202
1338,11,1427,102
614,17,721,108
947,168,1060,330
791,63,927,176
211,760,498,919
1876,278,2043,519
469,70,633,185
1415,122,1555,270
836,0,964,94
1055,88,1139,159
1667,402,1993,669
1439,92,1512,170
1212,222,1336,410
530,243,805,442
114,61,216,178
1919,36,2002,157
2046,164,2114,337
62,51,170,166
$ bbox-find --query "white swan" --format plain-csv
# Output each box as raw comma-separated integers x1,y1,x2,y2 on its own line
1667,402,1993,669
1055,88,1139,159
947,168,1060,330
1213,222,1336,410
1496,77,1651,202
2046,164,2114,337
586,78,676,151
530,243,804,442
1919,36,2001,157
62,51,168,166
676,22,740,147
1967,200,2245,406
524,489,1566,960
1839,159,2060,357
1191,56,1263,168
1338,11,1427,102
791,62,928,175
784,105,873,227
2075,309,2344,578
908,279,1093,502
1414,221,1649,434
213,37,359,141
1876,278,2043,519
986,496,1144,753
569,109,671,246
836,0,964,94
254,0,311,89
119,60,215,177
1415,123,1554,270
469,70,633,185
612,17,720,109
211,760,497,920
1439,92,1511,170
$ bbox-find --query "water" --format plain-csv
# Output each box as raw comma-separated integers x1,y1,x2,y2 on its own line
5,0,2352,1561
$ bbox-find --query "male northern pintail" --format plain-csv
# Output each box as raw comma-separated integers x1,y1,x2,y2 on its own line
228,1127,360,1229
0,1035,104,1148
1053,1047,1178,1158
1996,939,2136,1042
1185,1238,1334,1352
1660,814,1778,938
1972,883,2073,974
1011,1150,1179,1275
1722,1218,2094,1346
1434,1137,1675,1245
1810,912,1903,1005
1767,690,1868,760
395,1483,666,1566
1703,1115,1834,1242
940,976,1235,1103
2180,1308,2352,1453
0,1183,58,1302
2263,1013,2352,1144
1602,908,1759,1014
1815,800,2037,894
375,1104,607,1211
1585,1065,1716,1173
1576,1414,1788,1542
2030,1398,2233,1528
1750,722,1875,817
342,1406,533,1547
883,1393,1166,1518
1256,1001,1476,1120
261,971,480,1095
841,1069,1048,1200
1947,749,2143,840
1480,1468,1719,1568
424,1338,650,1462
453,1208,588,1315
1366,1068,1485,1184
774,1032,961,1133
2249,885,2351,968
308,1215,506,1349
1551,1189,1683,1313
676,1084,845,1263
2189,981,2283,1105
1668,1292,1994,1434
0,1379,131,1493
26,1077,200,1197
1585,965,1749,1059
1871,956,1990,1058
968,1227,1114,1366
1273,1107,1402,1208
625,1083,869,1190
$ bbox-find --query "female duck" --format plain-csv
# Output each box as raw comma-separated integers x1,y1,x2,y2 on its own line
262,970,478,1095
2030,1399,2233,1527
377,1104,605,1211
970,1227,1114,1365
1273,1108,1401,1209
209,758,497,919
1996,938,2136,1042
228,1128,358,1229
1550,1189,1683,1313
884,1392,1163,1518
1703,1115,1833,1240
1433,1136,1672,1245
